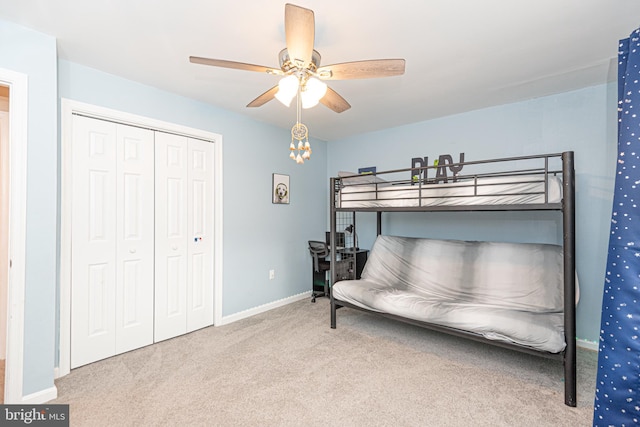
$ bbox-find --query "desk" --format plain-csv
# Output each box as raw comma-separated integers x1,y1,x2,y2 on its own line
311,254,353,302
338,249,369,279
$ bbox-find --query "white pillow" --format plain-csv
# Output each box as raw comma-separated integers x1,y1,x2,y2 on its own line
338,171,388,185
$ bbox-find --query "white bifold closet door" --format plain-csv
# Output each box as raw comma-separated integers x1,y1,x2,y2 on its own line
71,116,155,368
154,132,214,342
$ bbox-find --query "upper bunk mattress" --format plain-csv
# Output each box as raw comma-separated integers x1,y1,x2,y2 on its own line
338,174,562,208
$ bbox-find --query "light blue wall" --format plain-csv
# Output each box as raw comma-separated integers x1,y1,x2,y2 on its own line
0,20,58,396
327,84,617,344
58,59,328,316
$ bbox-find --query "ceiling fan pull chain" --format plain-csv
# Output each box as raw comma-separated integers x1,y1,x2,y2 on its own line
296,80,302,124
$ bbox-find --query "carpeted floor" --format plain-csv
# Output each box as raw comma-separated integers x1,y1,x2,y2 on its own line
51,297,597,426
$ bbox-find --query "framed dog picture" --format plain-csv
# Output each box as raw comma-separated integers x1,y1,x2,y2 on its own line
272,173,290,204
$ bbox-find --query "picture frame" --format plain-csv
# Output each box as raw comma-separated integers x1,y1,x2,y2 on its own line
358,166,376,175
272,173,290,204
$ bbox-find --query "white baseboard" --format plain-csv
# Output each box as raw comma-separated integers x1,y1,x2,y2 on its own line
21,386,58,404
219,291,312,326
577,338,598,352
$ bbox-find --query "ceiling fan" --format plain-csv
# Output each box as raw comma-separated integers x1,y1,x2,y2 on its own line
189,3,406,113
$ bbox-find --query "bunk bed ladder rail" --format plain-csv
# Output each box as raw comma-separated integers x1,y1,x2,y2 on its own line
562,150,577,407
330,177,339,328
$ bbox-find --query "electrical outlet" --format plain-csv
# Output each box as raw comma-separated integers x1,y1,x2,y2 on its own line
269,269,275,280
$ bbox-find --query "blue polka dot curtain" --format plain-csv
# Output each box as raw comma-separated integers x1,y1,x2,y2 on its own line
593,30,640,426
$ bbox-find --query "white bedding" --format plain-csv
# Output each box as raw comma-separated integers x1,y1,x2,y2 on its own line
338,174,562,208
332,235,569,353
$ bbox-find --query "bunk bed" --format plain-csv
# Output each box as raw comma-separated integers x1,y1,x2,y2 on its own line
328,151,576,407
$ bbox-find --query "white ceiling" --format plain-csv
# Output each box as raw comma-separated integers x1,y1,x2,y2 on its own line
1,0,639,141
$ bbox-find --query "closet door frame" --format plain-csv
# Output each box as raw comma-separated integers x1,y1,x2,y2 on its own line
0,68,29,403
59,99,223,378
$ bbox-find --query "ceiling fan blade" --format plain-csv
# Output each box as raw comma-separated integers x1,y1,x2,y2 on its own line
190,56,282,75
247,86,279,108
320,87,351,113
285,3,314,68
317,59,406,80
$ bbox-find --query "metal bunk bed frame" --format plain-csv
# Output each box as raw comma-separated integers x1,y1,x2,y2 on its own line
329,151,576,407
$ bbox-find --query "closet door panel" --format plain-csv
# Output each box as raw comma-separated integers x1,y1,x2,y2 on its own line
71,116,117,368
154,132,188,342
187,139,215,332
115,124,155,354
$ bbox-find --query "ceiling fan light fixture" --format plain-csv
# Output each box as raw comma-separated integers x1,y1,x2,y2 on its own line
190,4,405,118
275,75,299,107
301,77,327,109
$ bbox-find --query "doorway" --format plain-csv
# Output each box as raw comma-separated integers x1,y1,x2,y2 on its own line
0,67,28,404
0,84,8,402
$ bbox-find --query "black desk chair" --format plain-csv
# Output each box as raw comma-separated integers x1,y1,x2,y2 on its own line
308,240,331,303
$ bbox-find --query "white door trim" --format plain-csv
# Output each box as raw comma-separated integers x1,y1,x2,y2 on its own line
0,68,28,403
59,99,224,378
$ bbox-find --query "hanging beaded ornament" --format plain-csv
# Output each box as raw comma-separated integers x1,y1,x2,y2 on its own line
289,122,311,164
